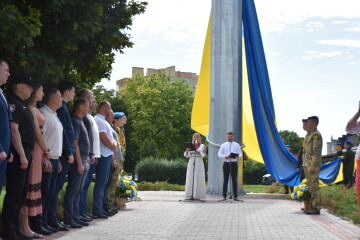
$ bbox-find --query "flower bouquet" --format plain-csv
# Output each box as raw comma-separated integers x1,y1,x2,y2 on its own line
115,171,140,203
291,179,311,201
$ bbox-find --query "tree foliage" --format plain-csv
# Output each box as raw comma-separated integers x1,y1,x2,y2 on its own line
120,74,194,172
279,130,304,154
0,0,147,88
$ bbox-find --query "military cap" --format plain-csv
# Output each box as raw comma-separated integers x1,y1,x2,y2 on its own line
114,112,125,119
345,140,353,146
307,116,319,121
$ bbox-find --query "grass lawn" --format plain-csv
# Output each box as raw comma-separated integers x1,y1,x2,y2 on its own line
243,184,272,193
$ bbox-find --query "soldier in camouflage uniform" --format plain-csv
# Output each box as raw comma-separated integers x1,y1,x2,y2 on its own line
302,116,322,214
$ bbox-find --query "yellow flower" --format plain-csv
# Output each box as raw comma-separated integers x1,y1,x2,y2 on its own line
298,191,304,197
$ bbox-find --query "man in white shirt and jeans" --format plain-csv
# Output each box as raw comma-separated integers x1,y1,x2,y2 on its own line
218,132,242,201
93,101,118,218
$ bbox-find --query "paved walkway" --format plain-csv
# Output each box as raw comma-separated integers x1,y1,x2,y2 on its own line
47,191,360,240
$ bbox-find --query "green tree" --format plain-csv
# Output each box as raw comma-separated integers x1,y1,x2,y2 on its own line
120,74,194,172
140,138,157,159
279,130,304,154
0,0,147,88
92,85,124,112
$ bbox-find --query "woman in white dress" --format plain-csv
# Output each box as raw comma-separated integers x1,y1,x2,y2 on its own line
184,133,206,200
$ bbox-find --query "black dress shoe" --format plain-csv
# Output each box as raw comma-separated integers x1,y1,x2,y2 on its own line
92,213,108,219
80,216,92,222
44,224,59,233
64,222,82,229
48,222,69,231
103,210,115,216
86,213,97,219
74,218,89,226
109,209,118,214
60,222,71,229
31,226,52,236
111,207,119,213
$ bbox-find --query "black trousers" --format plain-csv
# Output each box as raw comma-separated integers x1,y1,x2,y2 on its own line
1,144,32,237
223,162,238,198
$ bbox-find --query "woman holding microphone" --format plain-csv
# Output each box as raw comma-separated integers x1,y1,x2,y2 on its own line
184,133,206,200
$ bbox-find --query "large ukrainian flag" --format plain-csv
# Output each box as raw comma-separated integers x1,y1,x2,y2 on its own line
191,0,342,186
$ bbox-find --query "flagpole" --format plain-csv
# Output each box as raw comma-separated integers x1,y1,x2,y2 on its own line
207,0,243,195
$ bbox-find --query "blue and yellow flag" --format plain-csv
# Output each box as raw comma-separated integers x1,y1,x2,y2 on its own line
191,0,342,186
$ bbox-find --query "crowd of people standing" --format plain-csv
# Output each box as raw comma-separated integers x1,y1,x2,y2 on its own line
0,59,127,240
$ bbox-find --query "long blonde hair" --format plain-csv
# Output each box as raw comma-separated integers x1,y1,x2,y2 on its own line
192,133,202,144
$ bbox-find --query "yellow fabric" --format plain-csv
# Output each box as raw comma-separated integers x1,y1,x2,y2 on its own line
191,16,211,136
191,18,264,163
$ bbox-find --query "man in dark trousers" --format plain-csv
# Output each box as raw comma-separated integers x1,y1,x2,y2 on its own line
342,140,355,189
47,81,76,231
0,58,12,196
218,132,242,201
1,75,35,240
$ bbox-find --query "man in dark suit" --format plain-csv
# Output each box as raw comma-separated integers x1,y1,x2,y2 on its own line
0,58,12,196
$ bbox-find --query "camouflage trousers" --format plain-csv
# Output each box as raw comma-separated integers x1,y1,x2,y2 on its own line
108,165,122,207
303,166,321,208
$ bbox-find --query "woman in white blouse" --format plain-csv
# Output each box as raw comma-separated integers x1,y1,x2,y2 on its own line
184,133,206,200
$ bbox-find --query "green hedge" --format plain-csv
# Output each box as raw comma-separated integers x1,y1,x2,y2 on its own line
135,157,187,185
243,160,268,184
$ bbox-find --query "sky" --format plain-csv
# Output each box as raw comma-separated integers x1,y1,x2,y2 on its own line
99,0,360,154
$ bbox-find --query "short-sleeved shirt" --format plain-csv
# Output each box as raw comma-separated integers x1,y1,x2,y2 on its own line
71,115,90,162
8,94,36,149
94,114,114,157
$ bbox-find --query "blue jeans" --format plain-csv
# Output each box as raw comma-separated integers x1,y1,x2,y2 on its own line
92,155,112,215
63,161,84,224
79,160,96,215
73,161,88,219
0,160,7,195
48,156,71,224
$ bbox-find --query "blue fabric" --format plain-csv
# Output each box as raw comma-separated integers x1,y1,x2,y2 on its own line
242,0,340,187
0,92,11,155
92,155,112,215
80,160,96,215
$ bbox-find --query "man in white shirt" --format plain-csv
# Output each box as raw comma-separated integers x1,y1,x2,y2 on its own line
93,101,118,218
218,132,242,201
33,88,65,233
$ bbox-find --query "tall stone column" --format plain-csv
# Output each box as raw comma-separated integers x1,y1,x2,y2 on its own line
207,0,242,195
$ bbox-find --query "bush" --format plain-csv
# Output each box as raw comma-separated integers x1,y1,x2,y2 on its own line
135,157,187,185
243,160,268,184
137,181,185,191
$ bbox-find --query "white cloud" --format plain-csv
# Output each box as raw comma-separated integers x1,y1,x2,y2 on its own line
318,39,360,48
346,26,360,32
256,0,360,33
300,50,343,60
348,61,360,65
332,20,349,25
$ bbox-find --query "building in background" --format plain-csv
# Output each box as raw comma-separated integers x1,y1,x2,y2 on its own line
327,134,358,154
116,66,198,93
